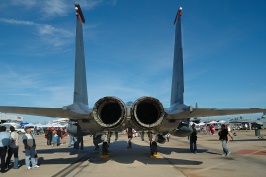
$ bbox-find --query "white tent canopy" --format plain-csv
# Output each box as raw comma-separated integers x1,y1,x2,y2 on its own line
24,123,37,127
23,123,66,128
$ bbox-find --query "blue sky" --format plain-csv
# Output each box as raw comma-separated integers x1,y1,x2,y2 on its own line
0,0,265,123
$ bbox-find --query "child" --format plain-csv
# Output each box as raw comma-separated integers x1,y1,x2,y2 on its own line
52,130,58,147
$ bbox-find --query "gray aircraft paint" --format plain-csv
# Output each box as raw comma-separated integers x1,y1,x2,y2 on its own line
74,6,88,106
171,8,184,106
0,5,266,137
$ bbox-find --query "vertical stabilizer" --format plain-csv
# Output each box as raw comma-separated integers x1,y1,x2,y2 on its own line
73,4,88,105
170,7,184,106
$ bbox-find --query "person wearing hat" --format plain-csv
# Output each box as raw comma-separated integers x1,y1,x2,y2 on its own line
22,127,39,169
5,126,19,169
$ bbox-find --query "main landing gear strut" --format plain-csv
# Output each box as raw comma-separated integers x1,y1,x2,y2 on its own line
100,131,111,158
148,131,159,158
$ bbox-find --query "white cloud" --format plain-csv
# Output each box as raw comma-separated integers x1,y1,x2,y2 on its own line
10,0,37,8
42,0,68,17
0,18,73,47
80,0,104,10
0,18,35,25
7,0,106,19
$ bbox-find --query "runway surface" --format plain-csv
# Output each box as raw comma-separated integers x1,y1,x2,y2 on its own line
1,130,265,177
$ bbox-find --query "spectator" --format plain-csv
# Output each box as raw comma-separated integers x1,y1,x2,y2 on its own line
0,126,11,173
22,127,39,169
189,124,197,153
218,124,231,156
5,126,19,169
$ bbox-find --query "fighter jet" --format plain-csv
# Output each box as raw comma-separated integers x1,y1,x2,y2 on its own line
0,4,266,156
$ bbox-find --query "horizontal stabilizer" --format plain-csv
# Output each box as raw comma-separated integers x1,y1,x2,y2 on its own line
0,106,91,120
167,108,266,120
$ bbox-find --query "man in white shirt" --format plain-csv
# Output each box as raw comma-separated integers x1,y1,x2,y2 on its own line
6,126,19,169
22,127,39,169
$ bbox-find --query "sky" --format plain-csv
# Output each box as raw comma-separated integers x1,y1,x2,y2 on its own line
0,0,266,123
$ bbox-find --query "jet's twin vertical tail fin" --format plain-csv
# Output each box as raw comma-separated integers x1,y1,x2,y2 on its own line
73,4,88,105
170,7,184,106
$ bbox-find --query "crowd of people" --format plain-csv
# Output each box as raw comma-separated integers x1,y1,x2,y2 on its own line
0,125,39,173
44,127,67,147
0,122,242,173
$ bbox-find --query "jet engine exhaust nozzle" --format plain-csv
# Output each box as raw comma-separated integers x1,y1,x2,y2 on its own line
93,96,126,129
131,96,165,129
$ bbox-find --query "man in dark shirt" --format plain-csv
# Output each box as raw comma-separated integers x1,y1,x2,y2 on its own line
189,124,198,153
218,124,231,156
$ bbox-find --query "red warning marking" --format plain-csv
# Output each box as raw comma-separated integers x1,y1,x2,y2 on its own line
234,150,266,155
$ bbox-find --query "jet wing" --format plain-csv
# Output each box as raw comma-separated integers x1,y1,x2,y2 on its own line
167,108,266,120
0,106,91,120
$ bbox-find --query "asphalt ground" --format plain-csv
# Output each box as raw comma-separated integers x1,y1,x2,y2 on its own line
1,129,265,177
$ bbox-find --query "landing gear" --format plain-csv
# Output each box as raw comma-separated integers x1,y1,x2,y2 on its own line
150,141,158,156
127,139,132,149
127,128,133,148
148,131,159,158
100,131,111,158
102,142,109,154
141,131,144,141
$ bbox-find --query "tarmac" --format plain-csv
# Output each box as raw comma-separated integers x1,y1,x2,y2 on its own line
1,129,265,177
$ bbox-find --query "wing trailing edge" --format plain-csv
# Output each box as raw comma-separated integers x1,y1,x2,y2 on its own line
0,106,91,120
166,108,266,120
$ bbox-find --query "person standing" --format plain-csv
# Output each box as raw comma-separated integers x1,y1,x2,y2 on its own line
68,134,76,147
56,128,62,145
0,126,11,173
76,136,84,150
189,124,198,153
218,124,231,156
22,127,39,169
226,124,233,141
5,126,19,169
93,134,103,150
45,127,52,146
114,131,118,141
75,124,84,150
210,124,215,135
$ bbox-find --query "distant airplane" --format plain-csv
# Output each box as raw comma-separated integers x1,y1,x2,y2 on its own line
229,113,266,128
0,4,266,156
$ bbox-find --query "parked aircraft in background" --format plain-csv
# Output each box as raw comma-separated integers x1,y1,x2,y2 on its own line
229,113,266,129
0,4,266,156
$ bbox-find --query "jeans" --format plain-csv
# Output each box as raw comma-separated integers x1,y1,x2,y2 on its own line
190,140,197,153
25,148,37,168
222,140,229,155
47,134,52,145
68,136,76,146
6,147,19,168
0,147,7,171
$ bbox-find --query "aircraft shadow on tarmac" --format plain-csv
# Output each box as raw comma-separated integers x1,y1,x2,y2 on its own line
88,141,204,165
24,140,204,166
